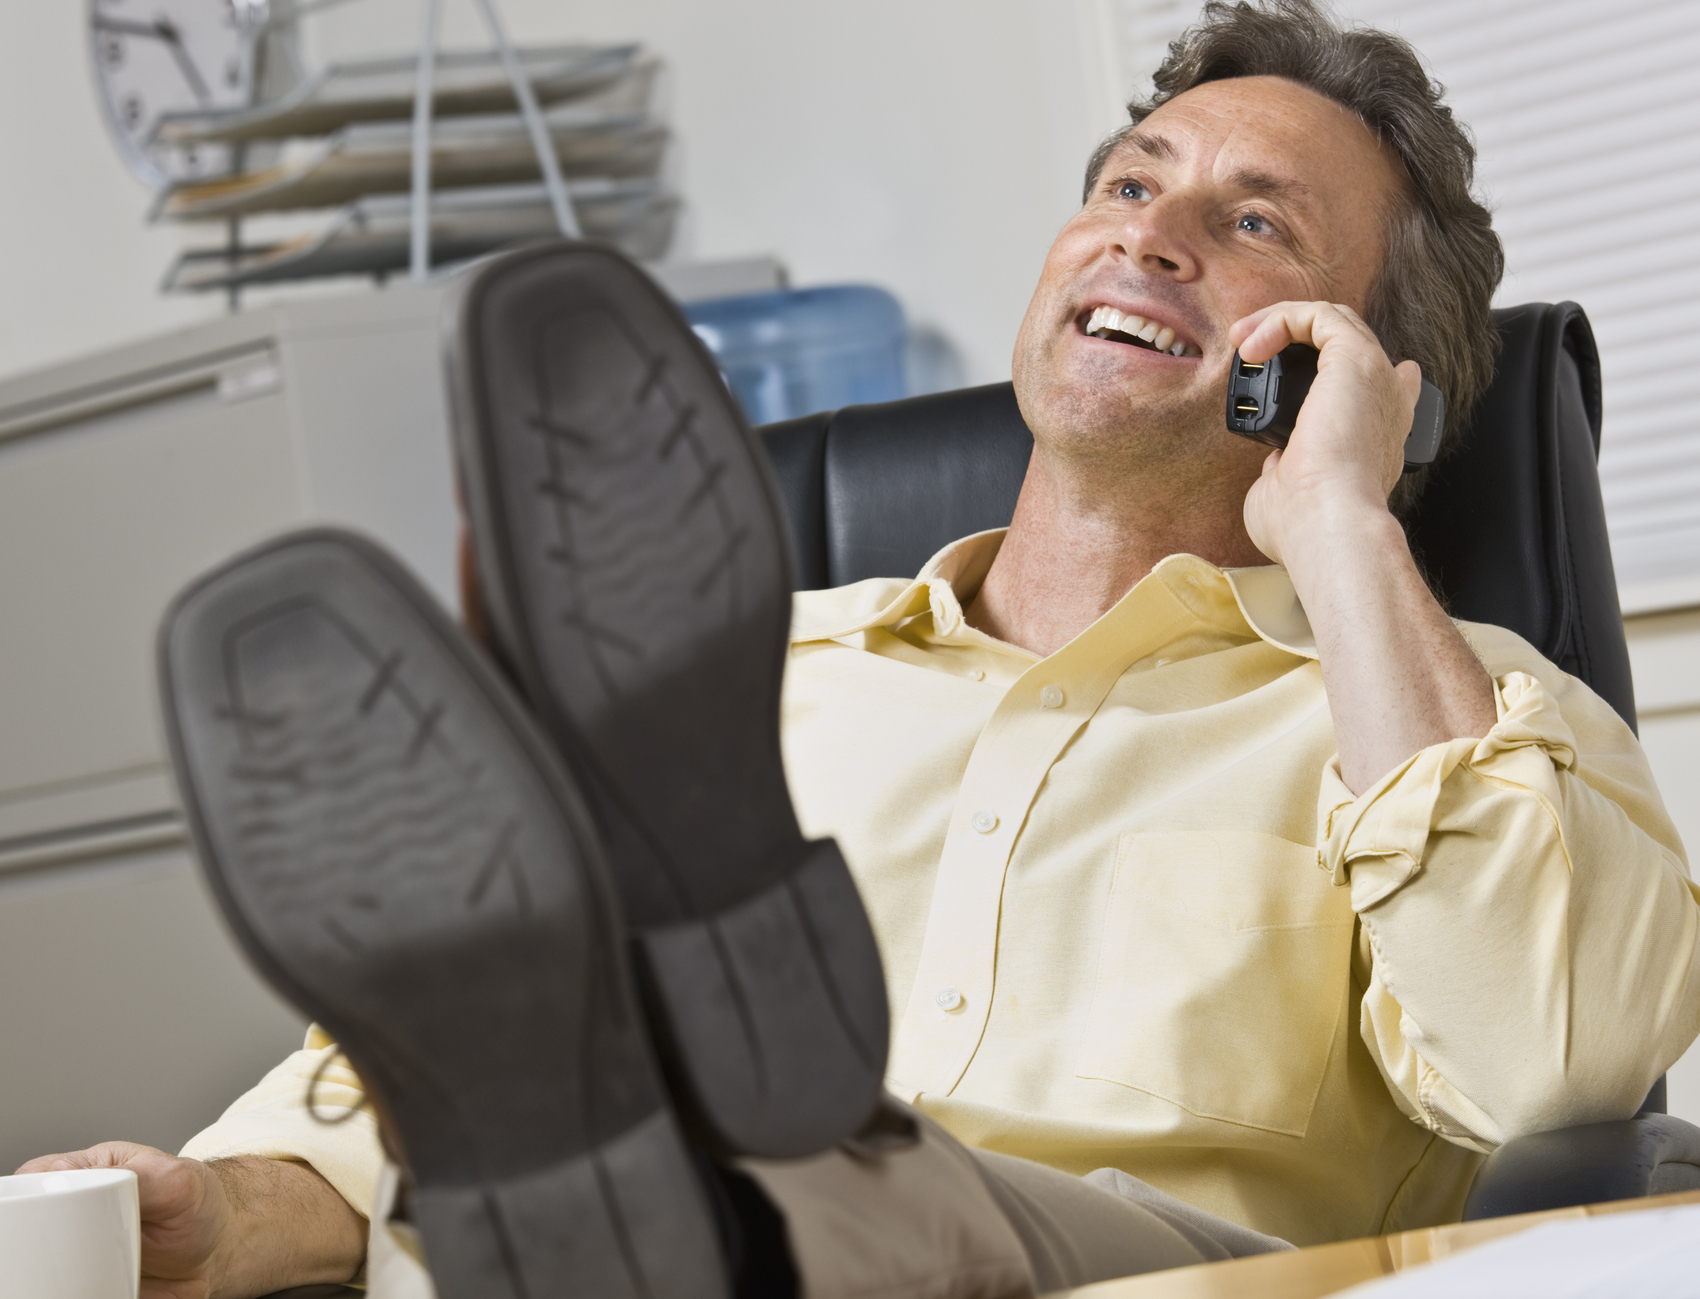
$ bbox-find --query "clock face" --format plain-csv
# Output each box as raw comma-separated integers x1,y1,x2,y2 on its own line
88,0,268,190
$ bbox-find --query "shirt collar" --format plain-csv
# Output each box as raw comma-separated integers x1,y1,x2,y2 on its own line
788,529,1319,660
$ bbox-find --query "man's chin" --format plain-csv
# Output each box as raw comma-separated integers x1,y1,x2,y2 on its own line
1020,374,1219,463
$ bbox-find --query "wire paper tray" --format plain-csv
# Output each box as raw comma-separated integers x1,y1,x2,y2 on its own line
151,43,643,145
162,181,678,291
156,107,665,220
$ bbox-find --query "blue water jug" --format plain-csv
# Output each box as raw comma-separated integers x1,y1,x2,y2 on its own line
684,285,908,425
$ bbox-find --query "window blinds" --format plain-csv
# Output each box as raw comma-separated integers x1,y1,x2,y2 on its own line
1092,0,1700,610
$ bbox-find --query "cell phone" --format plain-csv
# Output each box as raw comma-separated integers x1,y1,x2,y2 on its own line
1224,344,1444,473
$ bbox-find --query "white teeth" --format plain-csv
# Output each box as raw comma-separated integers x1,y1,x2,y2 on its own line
1086,306,1193,354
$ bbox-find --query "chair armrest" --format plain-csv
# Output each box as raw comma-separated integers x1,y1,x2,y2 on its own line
1463,1114,1700,1220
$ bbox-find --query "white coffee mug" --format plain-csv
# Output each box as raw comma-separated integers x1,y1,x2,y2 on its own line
0,1168,140,1299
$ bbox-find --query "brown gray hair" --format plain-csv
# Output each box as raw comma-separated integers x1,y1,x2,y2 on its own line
1084,0,1503,513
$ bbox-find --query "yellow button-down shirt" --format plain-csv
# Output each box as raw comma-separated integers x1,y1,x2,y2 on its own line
184,530,1700,1248
777,530,1700,1244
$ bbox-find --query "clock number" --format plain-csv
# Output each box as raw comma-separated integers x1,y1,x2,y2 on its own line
103,36,124,68
122,93,144,131
226,58,241,89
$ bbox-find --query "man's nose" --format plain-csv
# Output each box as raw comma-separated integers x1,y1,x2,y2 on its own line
1112,195,1200,280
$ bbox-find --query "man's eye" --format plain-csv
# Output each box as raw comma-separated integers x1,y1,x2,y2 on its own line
1115,179,1150,201
1236,212,1272,235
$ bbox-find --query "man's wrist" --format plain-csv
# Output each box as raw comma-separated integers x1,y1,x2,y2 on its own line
201,1157,261,1299
1275,495,1408,590
200,1156,365,1299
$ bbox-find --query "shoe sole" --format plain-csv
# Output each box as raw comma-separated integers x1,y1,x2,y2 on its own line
447,240,888,1158
158,528,727,1299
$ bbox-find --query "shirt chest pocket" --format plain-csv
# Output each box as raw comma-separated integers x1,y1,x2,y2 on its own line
1076,830,1356,1138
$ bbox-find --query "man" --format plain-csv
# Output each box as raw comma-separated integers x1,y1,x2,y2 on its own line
21,2,1699,1296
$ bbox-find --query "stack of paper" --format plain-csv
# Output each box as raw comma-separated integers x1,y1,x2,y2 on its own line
158,44,676,292
153,45,642,144
1336,1202,1700,1298
162,181,678,291
157,107,666,219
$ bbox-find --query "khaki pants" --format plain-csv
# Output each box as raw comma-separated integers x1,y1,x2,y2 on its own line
368,1101,1290,1299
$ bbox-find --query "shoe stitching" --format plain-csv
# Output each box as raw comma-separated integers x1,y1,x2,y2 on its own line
462,820,534,916
525,407,595,448
678,458,729,519
592,1148,656,1299
658,404,695,459
785,872,883,1073
213,701,288,731
466,820,520,909
358,651,404,715
692,527,749,600
321,914,364,955
635,351,668,404
555,609,643,659
402,702,446,768
481,1186,533,1299
534,471,592,509
227,759,309,788
703,916,770,1105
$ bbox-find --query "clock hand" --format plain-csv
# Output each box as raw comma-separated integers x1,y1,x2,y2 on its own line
90,13,212,105
153,16,214,106
92,16,169,39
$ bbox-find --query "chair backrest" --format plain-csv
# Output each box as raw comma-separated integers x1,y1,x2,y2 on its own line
758,301,1636,731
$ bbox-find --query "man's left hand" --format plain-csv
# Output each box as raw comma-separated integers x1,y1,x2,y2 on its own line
1228,300,1422,568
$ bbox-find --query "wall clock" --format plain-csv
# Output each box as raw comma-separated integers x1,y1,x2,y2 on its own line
88,0,294,190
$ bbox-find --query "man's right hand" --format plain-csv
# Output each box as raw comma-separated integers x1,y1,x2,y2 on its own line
14,1144,366,1299
17,1143,231,1298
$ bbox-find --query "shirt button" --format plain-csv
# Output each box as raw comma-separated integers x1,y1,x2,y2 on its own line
1155,658,1171,668
1039,684,1065,708
966,668,985,681
1185,574,1201,587
935,986,963,1012
971,810,998,834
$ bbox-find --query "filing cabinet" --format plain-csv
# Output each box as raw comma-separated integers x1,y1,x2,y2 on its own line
0,286,457,1172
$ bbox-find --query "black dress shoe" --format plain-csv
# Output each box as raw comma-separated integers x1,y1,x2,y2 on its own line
159,529,728,1299
446,240,888,1159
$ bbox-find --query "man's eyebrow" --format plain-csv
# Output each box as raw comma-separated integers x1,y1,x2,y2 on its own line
1111,139,1310,204
1119,132,1178,163
1223,168,1310,203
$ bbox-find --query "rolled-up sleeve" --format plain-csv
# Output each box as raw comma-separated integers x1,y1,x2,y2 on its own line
178,1025,385,1219
1316,638,1700,1153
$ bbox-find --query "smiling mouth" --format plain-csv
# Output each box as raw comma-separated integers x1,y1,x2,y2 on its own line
1084,305,1200,358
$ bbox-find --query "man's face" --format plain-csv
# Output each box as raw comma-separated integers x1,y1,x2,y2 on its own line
1011,75,1407,470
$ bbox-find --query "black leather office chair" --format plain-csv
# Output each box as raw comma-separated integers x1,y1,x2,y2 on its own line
758,302,1700,1220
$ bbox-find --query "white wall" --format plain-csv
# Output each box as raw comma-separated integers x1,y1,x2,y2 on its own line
0,1,1131,391
0,8,213,383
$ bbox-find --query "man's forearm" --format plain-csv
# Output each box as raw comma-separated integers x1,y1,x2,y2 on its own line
1283,503,1497,795
1325,636,1700,1140
204,1156,367,1299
